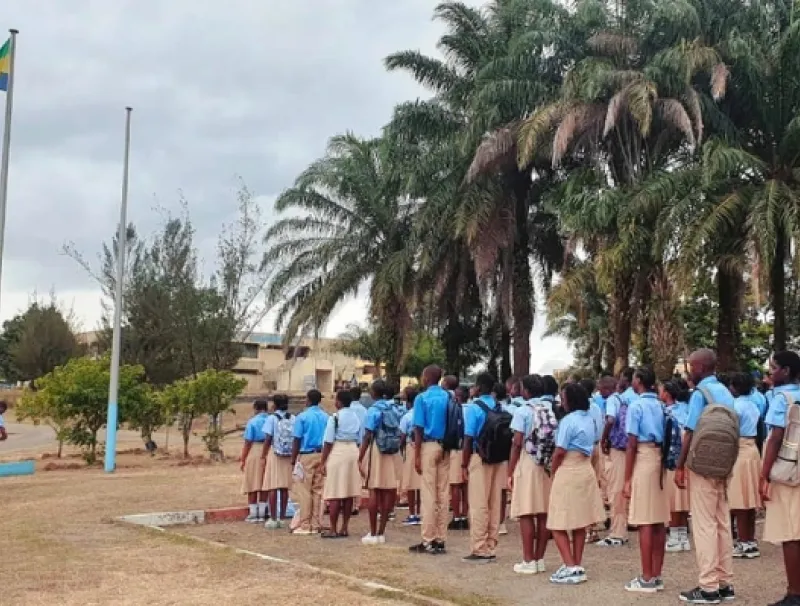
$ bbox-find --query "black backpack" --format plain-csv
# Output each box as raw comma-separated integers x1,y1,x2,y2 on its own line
475,401,513,464
441,394,464,451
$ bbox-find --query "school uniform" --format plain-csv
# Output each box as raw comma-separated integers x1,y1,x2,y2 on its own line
666,401,691,513
413,385,452,545
626,393,669,526
588,400,605,484
685,376,735,593
241,412,268,495
400,409,421,491
362,399,400,490
749,388,767,419
604,391,632,539
322,407,362,501
763,383,800,545
547,410,605,531
728,395,762,511
464,395,507,557
263,411,294,491
291,405,329,533
509,399,551,518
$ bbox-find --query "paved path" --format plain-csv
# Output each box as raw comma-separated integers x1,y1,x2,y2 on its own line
0,423,53,454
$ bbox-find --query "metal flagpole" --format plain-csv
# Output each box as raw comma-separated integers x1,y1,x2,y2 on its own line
104,107,133,473
0,29,19,315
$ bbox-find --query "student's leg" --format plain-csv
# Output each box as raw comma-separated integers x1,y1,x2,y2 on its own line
652,524,667,578
638,524,655,580
689,471,721,592
341,498,353,536
368,489,379,536
713,481,734,589
378,489,397,536
733,510,752,543
451,484,461,519
572,527,587,566
551,530,576,566
248,491,258,505
291,459,313,532
310,455,326,532
468,454,489,555
419,443,438,545
328,499,341,534
279,488,289,519
462,481,470,519
534,513,550,561
268,489,279,522
258,490,269,519
486,463,504,555
500,489,507,524
783,540,800,595
519,516,536,563
435,446,451,542
408,489,417,517
606,449,628,540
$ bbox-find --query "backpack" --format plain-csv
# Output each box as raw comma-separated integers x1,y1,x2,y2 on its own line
441,394,464,451
769,393,800,486
525,405,558,474
475,400,513,464
273,413,295,457
687,387,740,478
375,405,402,455
608,394,629,450
756,416,767,455
662,411,683,471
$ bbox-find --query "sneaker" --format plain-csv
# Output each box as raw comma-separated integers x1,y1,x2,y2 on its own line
537,559,546,573
462,553,496,564
409,542,435,554
719,585,735,602
362,533,380,545
655,577,665,592
769,595,800,606
460,518,470,530
432,540,447,554
666,536,685,553
513,561,538,574
625,576,659,594
245,514,261,524
377,535,386,544
498,522,508,536
680,587,722,604
396,502,409,510
402,515,421,526
264,519,280,530
596,537,626,547
550,565,586,585
733,542,760,559
448,518,461,531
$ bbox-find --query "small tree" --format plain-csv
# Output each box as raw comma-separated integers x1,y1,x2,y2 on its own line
15,386,72,457
125,387,163,450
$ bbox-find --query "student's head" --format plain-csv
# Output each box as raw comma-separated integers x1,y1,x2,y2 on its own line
253,399,268,413
370,379,387,400
688,348,717,384
442,375,459,391
770,351,800,387
455,385,470,404
579,378,596,396
598,375,616,398
521,374,544,400
729,372,754,398
542,375,559,397
717,372,731,388
505,376,521,398
384,382,398,400
306,389,322,407
561,382,590,414
475,372,495,396
422,365,443,388
492,382,507,402
349,386,362,402
632,366,656,394
618,367,634,391
0,400,7,415
273,394,289,412
403,386,419,408
335,390,353,410
659,379,689,405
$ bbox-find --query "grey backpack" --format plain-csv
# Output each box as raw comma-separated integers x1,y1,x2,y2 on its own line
770,393,800,486
687,387,740,479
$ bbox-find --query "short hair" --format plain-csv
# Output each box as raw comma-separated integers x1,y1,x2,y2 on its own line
542,375,559,396
442,375,459,390
620,367,635,382
521,374,544,398
455,385,470,401
254,399,268,412
634,366,656,391
404,386,419,403
349,386,361,402
579,378,596,395
272,394,290,411
336,390,353,407
729,371,754,396
561,382,589,412
598,375,617,390
307,389,322,405
371,380,387,399
424,365,443,384
662,379,689,403
476,372,495,395
492,382,507,401
773,350,800,380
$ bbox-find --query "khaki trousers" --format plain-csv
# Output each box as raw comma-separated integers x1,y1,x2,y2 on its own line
467,454,505,557
420,442,450,544
605,449,628,538
291,453,324,532
689,470,734,592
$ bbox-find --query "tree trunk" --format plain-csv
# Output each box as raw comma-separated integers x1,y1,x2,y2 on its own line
717,265,742,372
772,230,787,351
603,334,615,374
500,325,512,382
57,438,64,458
510,173,534,377
639,280,652,366
613,282,633,374
590,330,603,375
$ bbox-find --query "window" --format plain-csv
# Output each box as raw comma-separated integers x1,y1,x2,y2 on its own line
241,343,259,359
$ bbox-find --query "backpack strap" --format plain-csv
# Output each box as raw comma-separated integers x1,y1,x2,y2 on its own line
476,400,492,414
697,386,717,407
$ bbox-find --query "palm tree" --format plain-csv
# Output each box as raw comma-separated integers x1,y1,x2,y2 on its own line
263,135,417,383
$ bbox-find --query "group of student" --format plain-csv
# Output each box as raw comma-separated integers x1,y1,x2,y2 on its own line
239,350,800,606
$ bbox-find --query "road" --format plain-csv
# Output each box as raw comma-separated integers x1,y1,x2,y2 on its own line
0,423,54,454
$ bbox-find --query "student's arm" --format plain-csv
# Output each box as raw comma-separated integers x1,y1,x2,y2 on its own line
320,441,334,471
760,427,782,501
507,431,523,489
0,425,7,441
358,430,374,477
413,426,423,474
400,432,407,457
550,447,566,476
675,390,704,487
601,395,617,454
461,435,473,481
623,434,638,498
240,441,252,472
320,417,336,470
290,437,301,468
261,435,272,459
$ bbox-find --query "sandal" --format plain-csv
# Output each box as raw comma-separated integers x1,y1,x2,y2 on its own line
321,531,340,539
339,531,349,538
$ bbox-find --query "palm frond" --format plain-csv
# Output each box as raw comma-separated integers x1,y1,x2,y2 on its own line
466,123,519,182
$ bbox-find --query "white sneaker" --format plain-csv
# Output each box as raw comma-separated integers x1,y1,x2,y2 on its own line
666,536,684,553
264,519,280,530
377,535,386,544
537,559,546,573
498,523,508,536
362,533,380,545
245,514,261,523
513,561,538,574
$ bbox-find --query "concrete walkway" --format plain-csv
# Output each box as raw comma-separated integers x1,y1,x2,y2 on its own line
0,423,54,454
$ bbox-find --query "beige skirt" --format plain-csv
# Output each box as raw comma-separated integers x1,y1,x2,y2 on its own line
667,469,691,513
449,449,465,485
764,482,800,544
401,449,421,491
241,449,266,494
510,453,551,518
323,441,362,500
263,449,293,491
728,439,762,510
363,444,399,490
628,444,669,526
547,451,605,531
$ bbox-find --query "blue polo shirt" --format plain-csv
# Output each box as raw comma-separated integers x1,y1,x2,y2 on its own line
733,395,760,438
464,395,498,453
749,388,767,418
686,376,734,432
669,401,690,428
555,410,595,456
766,384,800,429
413,385,450,441
626,393,665,443
292,405,329,453
243,412,268,443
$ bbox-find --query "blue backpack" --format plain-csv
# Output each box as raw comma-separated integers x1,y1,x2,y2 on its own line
662,411,682,471
442,394,464,451
608,394,629,450
375,405,402,454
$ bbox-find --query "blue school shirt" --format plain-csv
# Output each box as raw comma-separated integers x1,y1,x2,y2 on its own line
669,401,690,428
262,409,290,438
350,401,368,427
766,383,800,429
292,405,329,452
243,412,268,443
400,409,414,435
555,410,595,456
592,392,607,416
464,395,498,452
686,376,734,432
412,385,450,441
626,393,665,443
323,407,361,444
588,400,604,443
749,389,767,418
510,399,538,436
733,395,760,438
605,391,628,419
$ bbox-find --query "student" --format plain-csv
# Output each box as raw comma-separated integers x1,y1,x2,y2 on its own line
320,390,362,539
0,400,7,441
289,389,329,535
493,381,511,537
399,386,422,526
728,372,763,559
462,373,507,563
580,378,605,543
410,365,451,555
448,384,470,530
547,382,606,584
674,349,736,604
262,394,294,529
507,376,524,407
240,400,269,523
508,374,551,574
348,386,367,515
622,367,669,593
660,379,692,553
541,375,559,417
359,380,400,544
761,351,800,606
594,376,617,505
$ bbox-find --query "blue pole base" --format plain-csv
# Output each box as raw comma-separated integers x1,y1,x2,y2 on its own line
104,401,119,473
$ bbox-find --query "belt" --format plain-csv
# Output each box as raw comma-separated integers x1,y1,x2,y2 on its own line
300,449,322,454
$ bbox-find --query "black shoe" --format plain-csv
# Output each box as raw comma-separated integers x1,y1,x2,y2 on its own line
447,518,460,531
680,587,721,604
461,553,496,564
351,509,360,516
432,540,446,554
770,595,800,606
460,518,470,530
718,585,735,602
409,542,435,554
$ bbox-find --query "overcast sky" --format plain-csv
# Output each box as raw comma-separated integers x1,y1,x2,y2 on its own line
1,0,572,374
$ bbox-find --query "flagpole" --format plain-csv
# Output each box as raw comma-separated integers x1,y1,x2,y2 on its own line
104,107,132,474
0,28,19,315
